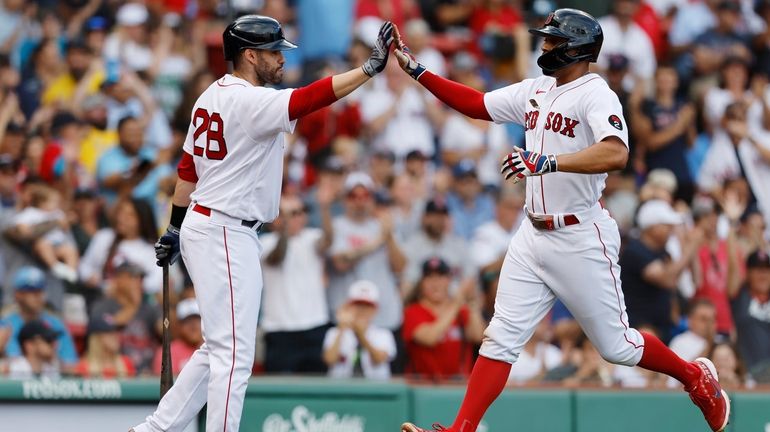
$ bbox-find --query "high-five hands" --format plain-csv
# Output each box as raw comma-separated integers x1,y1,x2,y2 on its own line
501,147,558,184
392,26,427,80
362,21,395,77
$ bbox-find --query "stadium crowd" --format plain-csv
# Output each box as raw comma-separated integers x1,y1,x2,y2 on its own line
0,0,768,390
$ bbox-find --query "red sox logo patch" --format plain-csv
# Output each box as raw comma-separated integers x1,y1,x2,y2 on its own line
608,114,623,130
544,13,554,25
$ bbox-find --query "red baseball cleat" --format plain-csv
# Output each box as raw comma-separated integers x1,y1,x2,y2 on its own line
686,357,731,432
401,422,449,432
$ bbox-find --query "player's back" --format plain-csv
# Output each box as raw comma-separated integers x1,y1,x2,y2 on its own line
183,74,296,222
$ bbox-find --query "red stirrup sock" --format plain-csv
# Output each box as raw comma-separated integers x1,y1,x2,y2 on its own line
450,356,511,432
636,331,701,387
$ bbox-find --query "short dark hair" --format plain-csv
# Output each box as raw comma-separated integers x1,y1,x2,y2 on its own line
117,116,138,132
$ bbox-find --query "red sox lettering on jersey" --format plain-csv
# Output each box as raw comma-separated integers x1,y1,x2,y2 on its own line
524,110,580,138
484,73,628,214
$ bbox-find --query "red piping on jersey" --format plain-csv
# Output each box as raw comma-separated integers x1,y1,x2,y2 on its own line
217,76,246,87
288,76,338,121
177,151,198,182
593,222,644,350
418,71,493,121
222,226,237,431
537,76,600,213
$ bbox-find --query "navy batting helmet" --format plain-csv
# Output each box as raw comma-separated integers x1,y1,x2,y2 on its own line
223,15,297,61
529,9,603,75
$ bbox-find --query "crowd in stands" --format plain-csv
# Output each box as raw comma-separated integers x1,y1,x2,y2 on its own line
0,0,768,390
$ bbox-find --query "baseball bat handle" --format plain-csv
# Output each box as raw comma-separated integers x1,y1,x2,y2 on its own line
160,262,173,397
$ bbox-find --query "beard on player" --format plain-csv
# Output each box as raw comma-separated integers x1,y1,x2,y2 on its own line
254,50,284,85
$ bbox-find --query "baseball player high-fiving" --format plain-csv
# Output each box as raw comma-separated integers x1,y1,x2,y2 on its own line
396,9,729,432
131,15,394,432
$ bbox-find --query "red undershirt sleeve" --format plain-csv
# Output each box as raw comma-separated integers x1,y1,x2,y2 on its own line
288,76,339,121
177,151,198,183
418,71,493,121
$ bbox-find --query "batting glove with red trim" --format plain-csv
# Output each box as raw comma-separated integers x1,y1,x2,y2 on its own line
501,147,558,184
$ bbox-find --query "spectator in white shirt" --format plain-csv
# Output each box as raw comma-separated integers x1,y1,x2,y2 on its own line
322,280,396,380
598,0,657,89
670,298,718,361
360,60,445,159
260,193,333,373
508,317,562,384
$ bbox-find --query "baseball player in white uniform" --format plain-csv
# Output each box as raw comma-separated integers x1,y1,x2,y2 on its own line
132,15,394,432
395,9,730,432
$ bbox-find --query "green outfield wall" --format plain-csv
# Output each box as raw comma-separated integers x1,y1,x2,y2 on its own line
0,378,767,432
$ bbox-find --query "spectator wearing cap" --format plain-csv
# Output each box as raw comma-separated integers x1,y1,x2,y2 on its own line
598,0,657,89
620,200,701,341
90,258,161,375
75,313,136,378
80,198,169,298
83,16,109,54
728,248,770,376
103,3,152,72
77,93,118,176
440,66,510,190
152,298,202,376
0,266,78,369
322,280,397,379
360,59,444,159
260,194,332,374
4,319,61,380
446,159,495,240
328,172,406,334
402,19,447,77
631,63,696,202
96,115,174,204
401,197,476,297
402,257,485,380
471,186,525,317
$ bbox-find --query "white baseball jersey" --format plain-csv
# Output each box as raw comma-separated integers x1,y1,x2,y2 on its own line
183,74,297,222
484,73,629,214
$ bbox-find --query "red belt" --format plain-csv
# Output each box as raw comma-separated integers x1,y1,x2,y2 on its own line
193,204,262,231
527,212,580,230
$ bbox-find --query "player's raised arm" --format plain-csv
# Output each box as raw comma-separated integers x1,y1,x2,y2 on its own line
287,22,395,121
392,27,492,121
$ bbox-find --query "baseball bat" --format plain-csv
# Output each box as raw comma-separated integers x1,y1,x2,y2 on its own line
160,262,173,397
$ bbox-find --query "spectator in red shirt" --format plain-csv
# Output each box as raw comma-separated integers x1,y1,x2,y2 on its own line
692,197,737,336
75,313,136,378
152,298,201,375
403,257,485,380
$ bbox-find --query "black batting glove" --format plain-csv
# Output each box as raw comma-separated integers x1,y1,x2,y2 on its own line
155,225,181,266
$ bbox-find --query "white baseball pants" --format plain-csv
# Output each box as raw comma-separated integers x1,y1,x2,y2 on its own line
133,208,262,432
479,206,645,367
